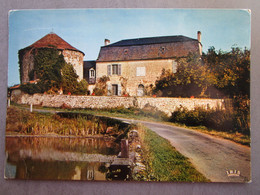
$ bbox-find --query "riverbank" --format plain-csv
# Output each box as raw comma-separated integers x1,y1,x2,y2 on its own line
6,105,211,182
12,103,250,146
6,106,131,138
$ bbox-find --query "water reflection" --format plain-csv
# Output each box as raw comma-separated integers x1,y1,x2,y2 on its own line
5,137,120,181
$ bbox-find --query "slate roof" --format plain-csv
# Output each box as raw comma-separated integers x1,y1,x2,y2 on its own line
21,33,84,55
97,35,200,62
84,61,96,69
105,35,198,47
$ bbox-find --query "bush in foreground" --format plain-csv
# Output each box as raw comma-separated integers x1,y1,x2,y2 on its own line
170,104,250,135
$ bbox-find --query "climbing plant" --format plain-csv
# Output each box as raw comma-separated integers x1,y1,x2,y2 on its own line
20,47,88,95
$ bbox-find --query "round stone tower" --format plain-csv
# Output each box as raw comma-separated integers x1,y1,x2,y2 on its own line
18,32,85,83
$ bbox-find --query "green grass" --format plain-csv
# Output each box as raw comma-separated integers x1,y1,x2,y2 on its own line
11,103,250,146
138,125,210,182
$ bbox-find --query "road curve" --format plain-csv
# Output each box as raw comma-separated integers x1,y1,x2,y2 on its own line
21,108,251,182
118,118,251,182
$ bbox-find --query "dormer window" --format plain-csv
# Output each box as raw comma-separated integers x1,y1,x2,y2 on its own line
159,46,166,54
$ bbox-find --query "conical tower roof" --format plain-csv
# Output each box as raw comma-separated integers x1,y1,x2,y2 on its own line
21,32,84,55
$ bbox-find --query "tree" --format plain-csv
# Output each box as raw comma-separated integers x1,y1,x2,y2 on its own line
61,63,88,95
154,53,216,97
154,48,250,99
204,47,250,98
175,53,216,97
20,47,88,95
61,63,79,94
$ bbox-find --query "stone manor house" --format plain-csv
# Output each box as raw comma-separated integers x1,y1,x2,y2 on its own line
18,32,202,96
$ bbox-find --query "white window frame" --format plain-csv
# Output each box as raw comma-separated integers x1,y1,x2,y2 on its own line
89,68,95,78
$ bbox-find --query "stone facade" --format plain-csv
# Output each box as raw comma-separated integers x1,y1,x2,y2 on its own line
96,59,177,96
62,50,84,80
19,48,36,83
95,32,202,96
18,33,84,83
16,94,224,116
19,49,84,83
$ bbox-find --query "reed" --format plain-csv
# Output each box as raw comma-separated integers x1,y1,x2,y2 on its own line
6,106,124,137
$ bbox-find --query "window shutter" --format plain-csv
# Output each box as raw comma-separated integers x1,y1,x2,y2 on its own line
118,64,121,75
118,84,122,96
107,84,112,96
107,65,111,75
172,61,177,73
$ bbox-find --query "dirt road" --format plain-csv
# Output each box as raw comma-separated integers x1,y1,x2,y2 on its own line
119,118,251,182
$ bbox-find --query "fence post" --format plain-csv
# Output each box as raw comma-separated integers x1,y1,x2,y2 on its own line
30,104,33,112
7,98,10,107
120,139,129,158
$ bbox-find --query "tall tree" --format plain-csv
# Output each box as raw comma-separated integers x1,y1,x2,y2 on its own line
204,47,250,98
154,53,216,97
61,63,89,95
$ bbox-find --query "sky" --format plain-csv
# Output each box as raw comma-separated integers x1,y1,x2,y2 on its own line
8,9,251,86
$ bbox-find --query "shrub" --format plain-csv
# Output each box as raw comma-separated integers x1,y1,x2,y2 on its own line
20,82,44,94
93,76,110,96
170,105,250,135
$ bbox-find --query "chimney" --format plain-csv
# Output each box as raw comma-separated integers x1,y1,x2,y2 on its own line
197,31,201,43
104,39,110,46
197,31,202,55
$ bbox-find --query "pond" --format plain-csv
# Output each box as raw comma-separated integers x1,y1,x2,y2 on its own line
5,136,128,181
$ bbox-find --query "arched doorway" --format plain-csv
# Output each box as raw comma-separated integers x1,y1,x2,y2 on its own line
137,84,144,96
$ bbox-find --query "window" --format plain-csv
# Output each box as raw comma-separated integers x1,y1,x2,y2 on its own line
172,61,177,73
112,64,119,75
108,64,121,75
89,69,95,78
136,67,146,76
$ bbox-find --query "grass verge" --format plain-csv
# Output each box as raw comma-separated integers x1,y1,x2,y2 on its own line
11,103,250,146
137,125,210,182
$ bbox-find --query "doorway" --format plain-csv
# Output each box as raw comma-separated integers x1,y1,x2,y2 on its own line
112,84,118,96
137,84,144,96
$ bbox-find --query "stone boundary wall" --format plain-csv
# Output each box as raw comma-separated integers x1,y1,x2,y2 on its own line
16,94,224,116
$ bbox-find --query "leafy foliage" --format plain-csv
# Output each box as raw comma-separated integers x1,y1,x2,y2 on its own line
20,82,44,94
170,103,250,135
153,48,250,135
61,63,88,95
20,48,88,95
34,48,65,93
204,47,250,98
93,76,110,96
153,48,250,99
